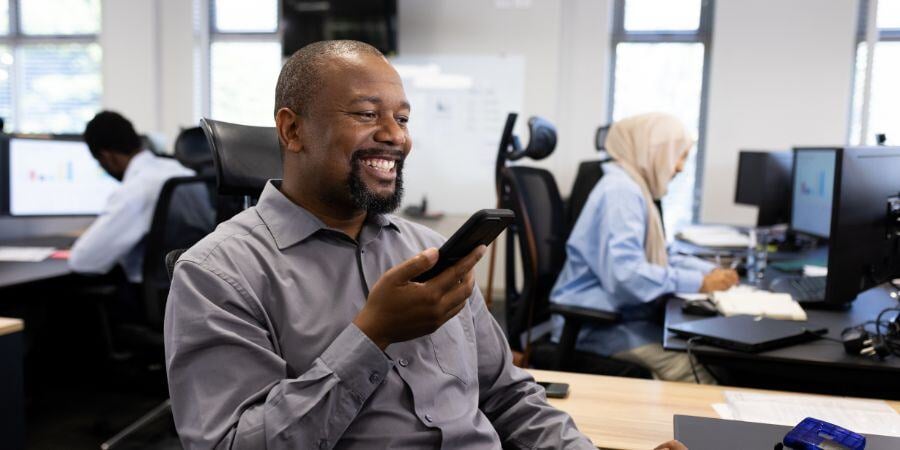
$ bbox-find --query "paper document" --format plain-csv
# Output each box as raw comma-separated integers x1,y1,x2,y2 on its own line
712,286,807,321
0,246,57,262
677,225,750,248
714,391,900,437
676,293,710,302
803,265,828,277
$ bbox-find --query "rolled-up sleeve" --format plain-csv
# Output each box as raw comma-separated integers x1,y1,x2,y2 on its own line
164,260,392,450
472,288,595,449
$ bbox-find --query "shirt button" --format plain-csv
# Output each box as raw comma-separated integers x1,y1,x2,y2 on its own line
398,358,409,367
425,414,434,423
369,372,381,384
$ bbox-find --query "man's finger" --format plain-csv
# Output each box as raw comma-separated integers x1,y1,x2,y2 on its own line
384,248,439,283
439,269,476,316
429,245,486,290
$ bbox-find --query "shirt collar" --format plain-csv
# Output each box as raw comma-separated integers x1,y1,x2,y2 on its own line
255,180,400,250
122,150,153,181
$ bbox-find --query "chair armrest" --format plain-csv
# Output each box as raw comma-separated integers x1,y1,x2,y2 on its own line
549,304,621,325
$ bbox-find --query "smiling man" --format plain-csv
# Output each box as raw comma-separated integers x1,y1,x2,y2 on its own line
163,41,597,449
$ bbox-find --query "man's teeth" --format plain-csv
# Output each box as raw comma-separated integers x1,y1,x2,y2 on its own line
363,159,395,171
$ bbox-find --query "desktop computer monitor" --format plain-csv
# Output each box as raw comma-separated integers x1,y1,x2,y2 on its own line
824,146,900,306
735,150,792,226
790,148,838,238
2,136,119,216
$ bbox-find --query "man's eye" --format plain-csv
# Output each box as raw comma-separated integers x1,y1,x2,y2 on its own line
356,112,377,120
397,116,409,126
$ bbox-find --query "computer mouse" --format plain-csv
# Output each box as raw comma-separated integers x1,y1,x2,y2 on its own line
681,299,719,316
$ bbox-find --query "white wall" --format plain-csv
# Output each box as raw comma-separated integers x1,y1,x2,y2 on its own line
700,0,858,225
100,0,198,151
398,0,613,191
100,0,160,134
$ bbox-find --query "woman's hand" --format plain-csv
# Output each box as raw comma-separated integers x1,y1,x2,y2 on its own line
700,268,739,293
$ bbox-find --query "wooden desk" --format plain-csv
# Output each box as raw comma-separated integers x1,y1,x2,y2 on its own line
1,317,24,450
529,369,900,450
0,316,24,335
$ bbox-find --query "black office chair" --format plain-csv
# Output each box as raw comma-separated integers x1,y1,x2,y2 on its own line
100,176,216,450
199,118,281,223
174,127,215,176
496,113,651,378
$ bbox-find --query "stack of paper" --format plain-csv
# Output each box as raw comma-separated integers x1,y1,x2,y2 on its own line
712,286,807,321
0,246,56,262
713,391,900,437
677,225,750,248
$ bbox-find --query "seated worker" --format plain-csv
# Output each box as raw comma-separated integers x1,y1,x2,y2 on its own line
69,111,196,283
551,112,739,383
164,40,688,450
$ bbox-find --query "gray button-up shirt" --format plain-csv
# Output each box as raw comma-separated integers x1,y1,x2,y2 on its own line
164,181,594,450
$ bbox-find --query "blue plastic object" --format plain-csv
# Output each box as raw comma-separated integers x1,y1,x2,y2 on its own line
783,417,866,450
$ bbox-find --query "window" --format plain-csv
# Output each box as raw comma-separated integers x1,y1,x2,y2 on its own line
0,0,101,133
850,0,900,146
207,0,281,126
608,0,713,232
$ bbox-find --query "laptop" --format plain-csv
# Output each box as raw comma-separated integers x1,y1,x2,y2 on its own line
666,315,826,353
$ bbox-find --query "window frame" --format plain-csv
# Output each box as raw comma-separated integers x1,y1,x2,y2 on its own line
607,0,715,223
851,0,900,145
0,0,100,132
204,0,281,120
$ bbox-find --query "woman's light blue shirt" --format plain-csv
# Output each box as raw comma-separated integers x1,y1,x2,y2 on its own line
550,163,715,355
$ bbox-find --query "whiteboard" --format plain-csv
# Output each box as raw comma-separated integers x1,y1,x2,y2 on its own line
391,55,525,215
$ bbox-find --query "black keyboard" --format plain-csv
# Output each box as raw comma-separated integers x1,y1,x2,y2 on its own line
784,277,827,303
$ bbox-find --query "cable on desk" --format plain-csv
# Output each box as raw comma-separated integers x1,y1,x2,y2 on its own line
841,307,900,359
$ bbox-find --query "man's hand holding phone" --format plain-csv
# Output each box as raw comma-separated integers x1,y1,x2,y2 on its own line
353,245,487,350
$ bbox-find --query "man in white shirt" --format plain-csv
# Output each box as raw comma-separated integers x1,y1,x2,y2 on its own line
69,111,197,283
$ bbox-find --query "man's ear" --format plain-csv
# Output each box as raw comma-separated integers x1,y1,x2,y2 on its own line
275,107,303,154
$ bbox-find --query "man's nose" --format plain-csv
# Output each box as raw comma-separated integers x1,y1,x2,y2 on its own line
374,117,407,146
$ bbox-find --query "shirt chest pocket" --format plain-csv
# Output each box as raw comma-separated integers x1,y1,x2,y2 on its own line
429,315,476,385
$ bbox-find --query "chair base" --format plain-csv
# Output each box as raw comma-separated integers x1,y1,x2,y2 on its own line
100,399,172,450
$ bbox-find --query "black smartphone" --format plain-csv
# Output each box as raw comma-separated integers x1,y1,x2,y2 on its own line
412,209,515,282
537,381,570,399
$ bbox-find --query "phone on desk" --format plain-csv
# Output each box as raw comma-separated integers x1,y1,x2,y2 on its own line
537,381,570,399
412,209,515,282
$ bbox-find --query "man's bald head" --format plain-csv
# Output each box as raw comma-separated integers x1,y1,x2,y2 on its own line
274,40,386,117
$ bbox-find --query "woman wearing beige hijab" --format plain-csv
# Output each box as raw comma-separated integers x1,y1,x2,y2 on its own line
550,112,738,383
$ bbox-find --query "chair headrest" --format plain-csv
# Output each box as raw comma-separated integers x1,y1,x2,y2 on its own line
595,125,610,151
200,118,282,196
174,127,213,172
502,114,558,163
521,116,557,160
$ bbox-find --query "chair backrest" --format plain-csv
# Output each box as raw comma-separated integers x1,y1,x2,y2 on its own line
174,127,215,175
500,165,568,351
200,118,282,197
566,159,608,234
141,176,216,329
567,159,665,235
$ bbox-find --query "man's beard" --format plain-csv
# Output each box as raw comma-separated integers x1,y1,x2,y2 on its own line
347,150,405,215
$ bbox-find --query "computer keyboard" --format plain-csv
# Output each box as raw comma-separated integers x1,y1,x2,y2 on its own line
782,276,827,303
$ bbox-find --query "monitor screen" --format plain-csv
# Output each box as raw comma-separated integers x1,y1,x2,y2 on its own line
8,137,119,216
790,149,837,238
